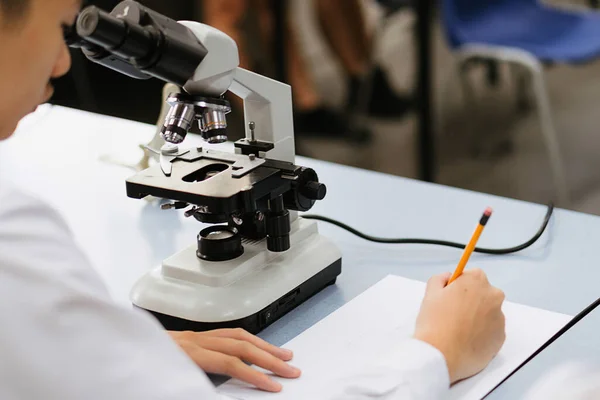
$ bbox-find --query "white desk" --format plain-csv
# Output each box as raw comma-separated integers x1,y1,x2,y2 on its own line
2,105,599,396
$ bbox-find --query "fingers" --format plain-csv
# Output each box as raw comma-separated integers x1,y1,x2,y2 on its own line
464,268,489,283
498,312,507,346
457,270,505,304
492,287,506,306
426,272,452,293
452,269,490,290
171,331,301,393
194,336,301,379
191,346,283,392
200,328,294,361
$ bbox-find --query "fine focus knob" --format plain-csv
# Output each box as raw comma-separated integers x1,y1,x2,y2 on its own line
301,181,327,201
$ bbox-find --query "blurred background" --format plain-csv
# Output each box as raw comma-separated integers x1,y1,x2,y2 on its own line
52,0,600,214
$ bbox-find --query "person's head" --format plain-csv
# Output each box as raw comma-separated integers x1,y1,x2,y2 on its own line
0,0,81,140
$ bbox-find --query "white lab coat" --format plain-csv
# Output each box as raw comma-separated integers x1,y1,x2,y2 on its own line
1,177,588,399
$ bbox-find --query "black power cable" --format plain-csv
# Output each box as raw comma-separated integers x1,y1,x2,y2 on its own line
303,203,554,255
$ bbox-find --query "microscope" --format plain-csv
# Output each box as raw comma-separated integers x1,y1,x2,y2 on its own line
68,1,342,334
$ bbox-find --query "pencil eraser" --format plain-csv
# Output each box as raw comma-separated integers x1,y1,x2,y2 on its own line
484,207,493,217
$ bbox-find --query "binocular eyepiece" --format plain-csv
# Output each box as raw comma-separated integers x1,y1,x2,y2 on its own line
70,1,207,87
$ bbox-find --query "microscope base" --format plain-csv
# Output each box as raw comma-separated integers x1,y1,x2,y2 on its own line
140,259,340,334
131,218,342,334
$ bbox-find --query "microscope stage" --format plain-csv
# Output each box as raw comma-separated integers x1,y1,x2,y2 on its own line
126,148,290,213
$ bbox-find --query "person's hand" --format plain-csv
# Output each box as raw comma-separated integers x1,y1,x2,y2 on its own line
168,328,301,392
414,269,506,384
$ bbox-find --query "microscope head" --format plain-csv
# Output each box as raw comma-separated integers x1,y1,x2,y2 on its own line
70,1,240,145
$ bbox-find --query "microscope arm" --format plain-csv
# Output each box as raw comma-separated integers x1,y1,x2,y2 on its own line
178,21,296,163
230,68,296,164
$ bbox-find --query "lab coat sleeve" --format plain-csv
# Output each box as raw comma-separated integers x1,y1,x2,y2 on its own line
0,187,232,400
323,338,450,400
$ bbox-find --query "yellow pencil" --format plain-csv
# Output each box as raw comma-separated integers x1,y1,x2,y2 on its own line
448,207,493,285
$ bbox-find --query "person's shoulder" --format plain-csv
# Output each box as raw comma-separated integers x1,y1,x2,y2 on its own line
0,178,71,237
0,178,50,210
0,177,81,275
0,177,108,295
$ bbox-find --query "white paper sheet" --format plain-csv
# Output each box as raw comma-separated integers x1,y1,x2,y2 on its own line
219,275,571,399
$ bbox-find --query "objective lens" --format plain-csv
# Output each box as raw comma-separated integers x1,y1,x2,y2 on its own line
161,103,196,144
199,109,228,144
202,129,229,144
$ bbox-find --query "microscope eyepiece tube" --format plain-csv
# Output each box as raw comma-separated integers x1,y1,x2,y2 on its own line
76,7,128,50
75,2,208,86
76,6,156,63
67,6,151,79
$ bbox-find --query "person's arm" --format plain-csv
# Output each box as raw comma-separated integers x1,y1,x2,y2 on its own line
322,271,506,400
0,186,295,399
319,338,449,400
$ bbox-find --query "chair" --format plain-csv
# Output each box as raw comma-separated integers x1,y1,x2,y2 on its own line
352,0,414,121
440,0,600,205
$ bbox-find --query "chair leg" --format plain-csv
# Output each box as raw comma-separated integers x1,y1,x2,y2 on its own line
349,17,389,124
509,64,531,114
528,64,570,205
438,56,480,155
457,59,482,156
452,45,569,203
436,57,458,141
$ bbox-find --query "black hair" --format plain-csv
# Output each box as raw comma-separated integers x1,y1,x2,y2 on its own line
0,0,30,22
